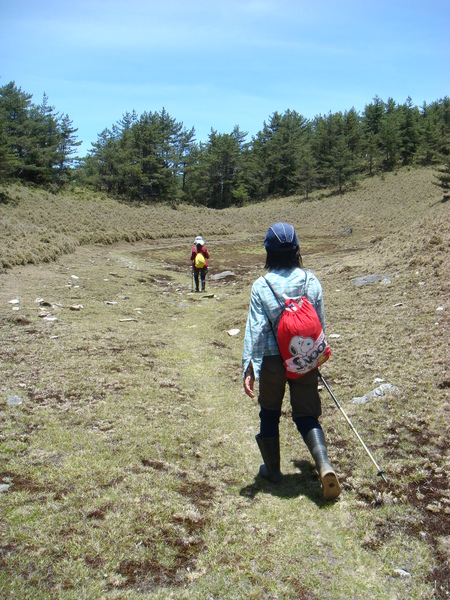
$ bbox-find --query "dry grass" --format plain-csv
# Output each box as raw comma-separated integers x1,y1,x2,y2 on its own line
0,166,449,599
0,167,442,271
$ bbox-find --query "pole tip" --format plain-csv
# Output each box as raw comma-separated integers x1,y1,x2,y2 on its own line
377,470,388,483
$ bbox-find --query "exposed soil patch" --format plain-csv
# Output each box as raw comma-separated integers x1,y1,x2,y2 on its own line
110,478,215,591
0,471,46,493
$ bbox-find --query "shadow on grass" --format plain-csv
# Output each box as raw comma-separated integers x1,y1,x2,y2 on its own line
0,189,11,204
239,459,339,508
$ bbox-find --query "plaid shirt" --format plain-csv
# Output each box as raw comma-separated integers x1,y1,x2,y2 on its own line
242,267,326,380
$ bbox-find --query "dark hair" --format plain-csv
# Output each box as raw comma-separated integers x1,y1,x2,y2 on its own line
265,247,303,270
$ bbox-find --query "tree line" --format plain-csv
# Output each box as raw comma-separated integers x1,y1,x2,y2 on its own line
1,80,449,204
0,81,81,188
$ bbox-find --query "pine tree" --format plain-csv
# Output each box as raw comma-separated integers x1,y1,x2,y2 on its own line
239,136,270,201
297,140,317,199
249,122,272,198
57,114,82,185
433,97,450,201
202,126,247,208
398,97,420,165
83,128,117,192
313,112,355,193
436,96,450,157
253,110,307,196
378,98,400,170
0,81,33,179
176,126,196,194
416,102,440,165
23,93,61,184
182,142,210,205
362,96,385,174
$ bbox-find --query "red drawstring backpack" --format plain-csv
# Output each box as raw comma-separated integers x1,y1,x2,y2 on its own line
264,276,331,379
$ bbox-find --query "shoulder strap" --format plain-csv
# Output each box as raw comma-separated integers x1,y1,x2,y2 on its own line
303,269,310,297
263,276,284,308
265,270,309,303
262,276,284,351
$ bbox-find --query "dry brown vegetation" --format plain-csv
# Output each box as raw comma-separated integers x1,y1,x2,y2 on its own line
0,167,449,599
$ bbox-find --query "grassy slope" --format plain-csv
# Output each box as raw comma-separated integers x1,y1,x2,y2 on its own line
0,168,449,599
0,167,443,271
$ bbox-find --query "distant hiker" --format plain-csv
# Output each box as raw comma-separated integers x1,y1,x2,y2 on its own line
242,222,341,500
191,235,210,292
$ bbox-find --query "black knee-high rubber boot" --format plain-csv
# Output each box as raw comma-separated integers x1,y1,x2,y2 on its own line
255,435,283,483
305,428,341,500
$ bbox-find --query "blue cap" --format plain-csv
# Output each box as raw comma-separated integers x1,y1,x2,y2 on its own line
264,222,299,252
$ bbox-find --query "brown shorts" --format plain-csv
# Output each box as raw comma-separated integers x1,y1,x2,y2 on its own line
258,355,322,421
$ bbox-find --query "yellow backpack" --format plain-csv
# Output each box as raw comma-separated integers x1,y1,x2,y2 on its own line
194,252,206,269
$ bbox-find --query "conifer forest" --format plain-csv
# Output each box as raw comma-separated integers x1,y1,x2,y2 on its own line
1,80,449,205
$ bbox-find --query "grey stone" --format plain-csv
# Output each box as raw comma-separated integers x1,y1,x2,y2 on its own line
352,383,399,405
7,395,22,406
210,271,236,280
351,274,392,287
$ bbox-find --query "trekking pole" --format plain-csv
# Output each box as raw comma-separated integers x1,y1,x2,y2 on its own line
318,372,388,483
191,266,194,292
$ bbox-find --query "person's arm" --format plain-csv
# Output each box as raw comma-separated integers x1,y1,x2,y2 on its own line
304,271,326,331
243,363,255,398
242,282,267,393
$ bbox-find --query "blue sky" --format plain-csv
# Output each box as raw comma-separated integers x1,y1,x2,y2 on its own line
1,0,448,157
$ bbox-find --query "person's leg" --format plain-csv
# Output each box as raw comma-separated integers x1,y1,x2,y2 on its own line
193,268,199,292
294,415,321,440
200,267,206,291
259,406,281,438
255,355,286,483
290,370,341,500
289,369,322,438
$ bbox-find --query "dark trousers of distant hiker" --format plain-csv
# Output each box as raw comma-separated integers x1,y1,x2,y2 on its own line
193,266,207,292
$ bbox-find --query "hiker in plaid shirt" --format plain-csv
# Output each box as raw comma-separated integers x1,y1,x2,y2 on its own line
242,222,341,500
